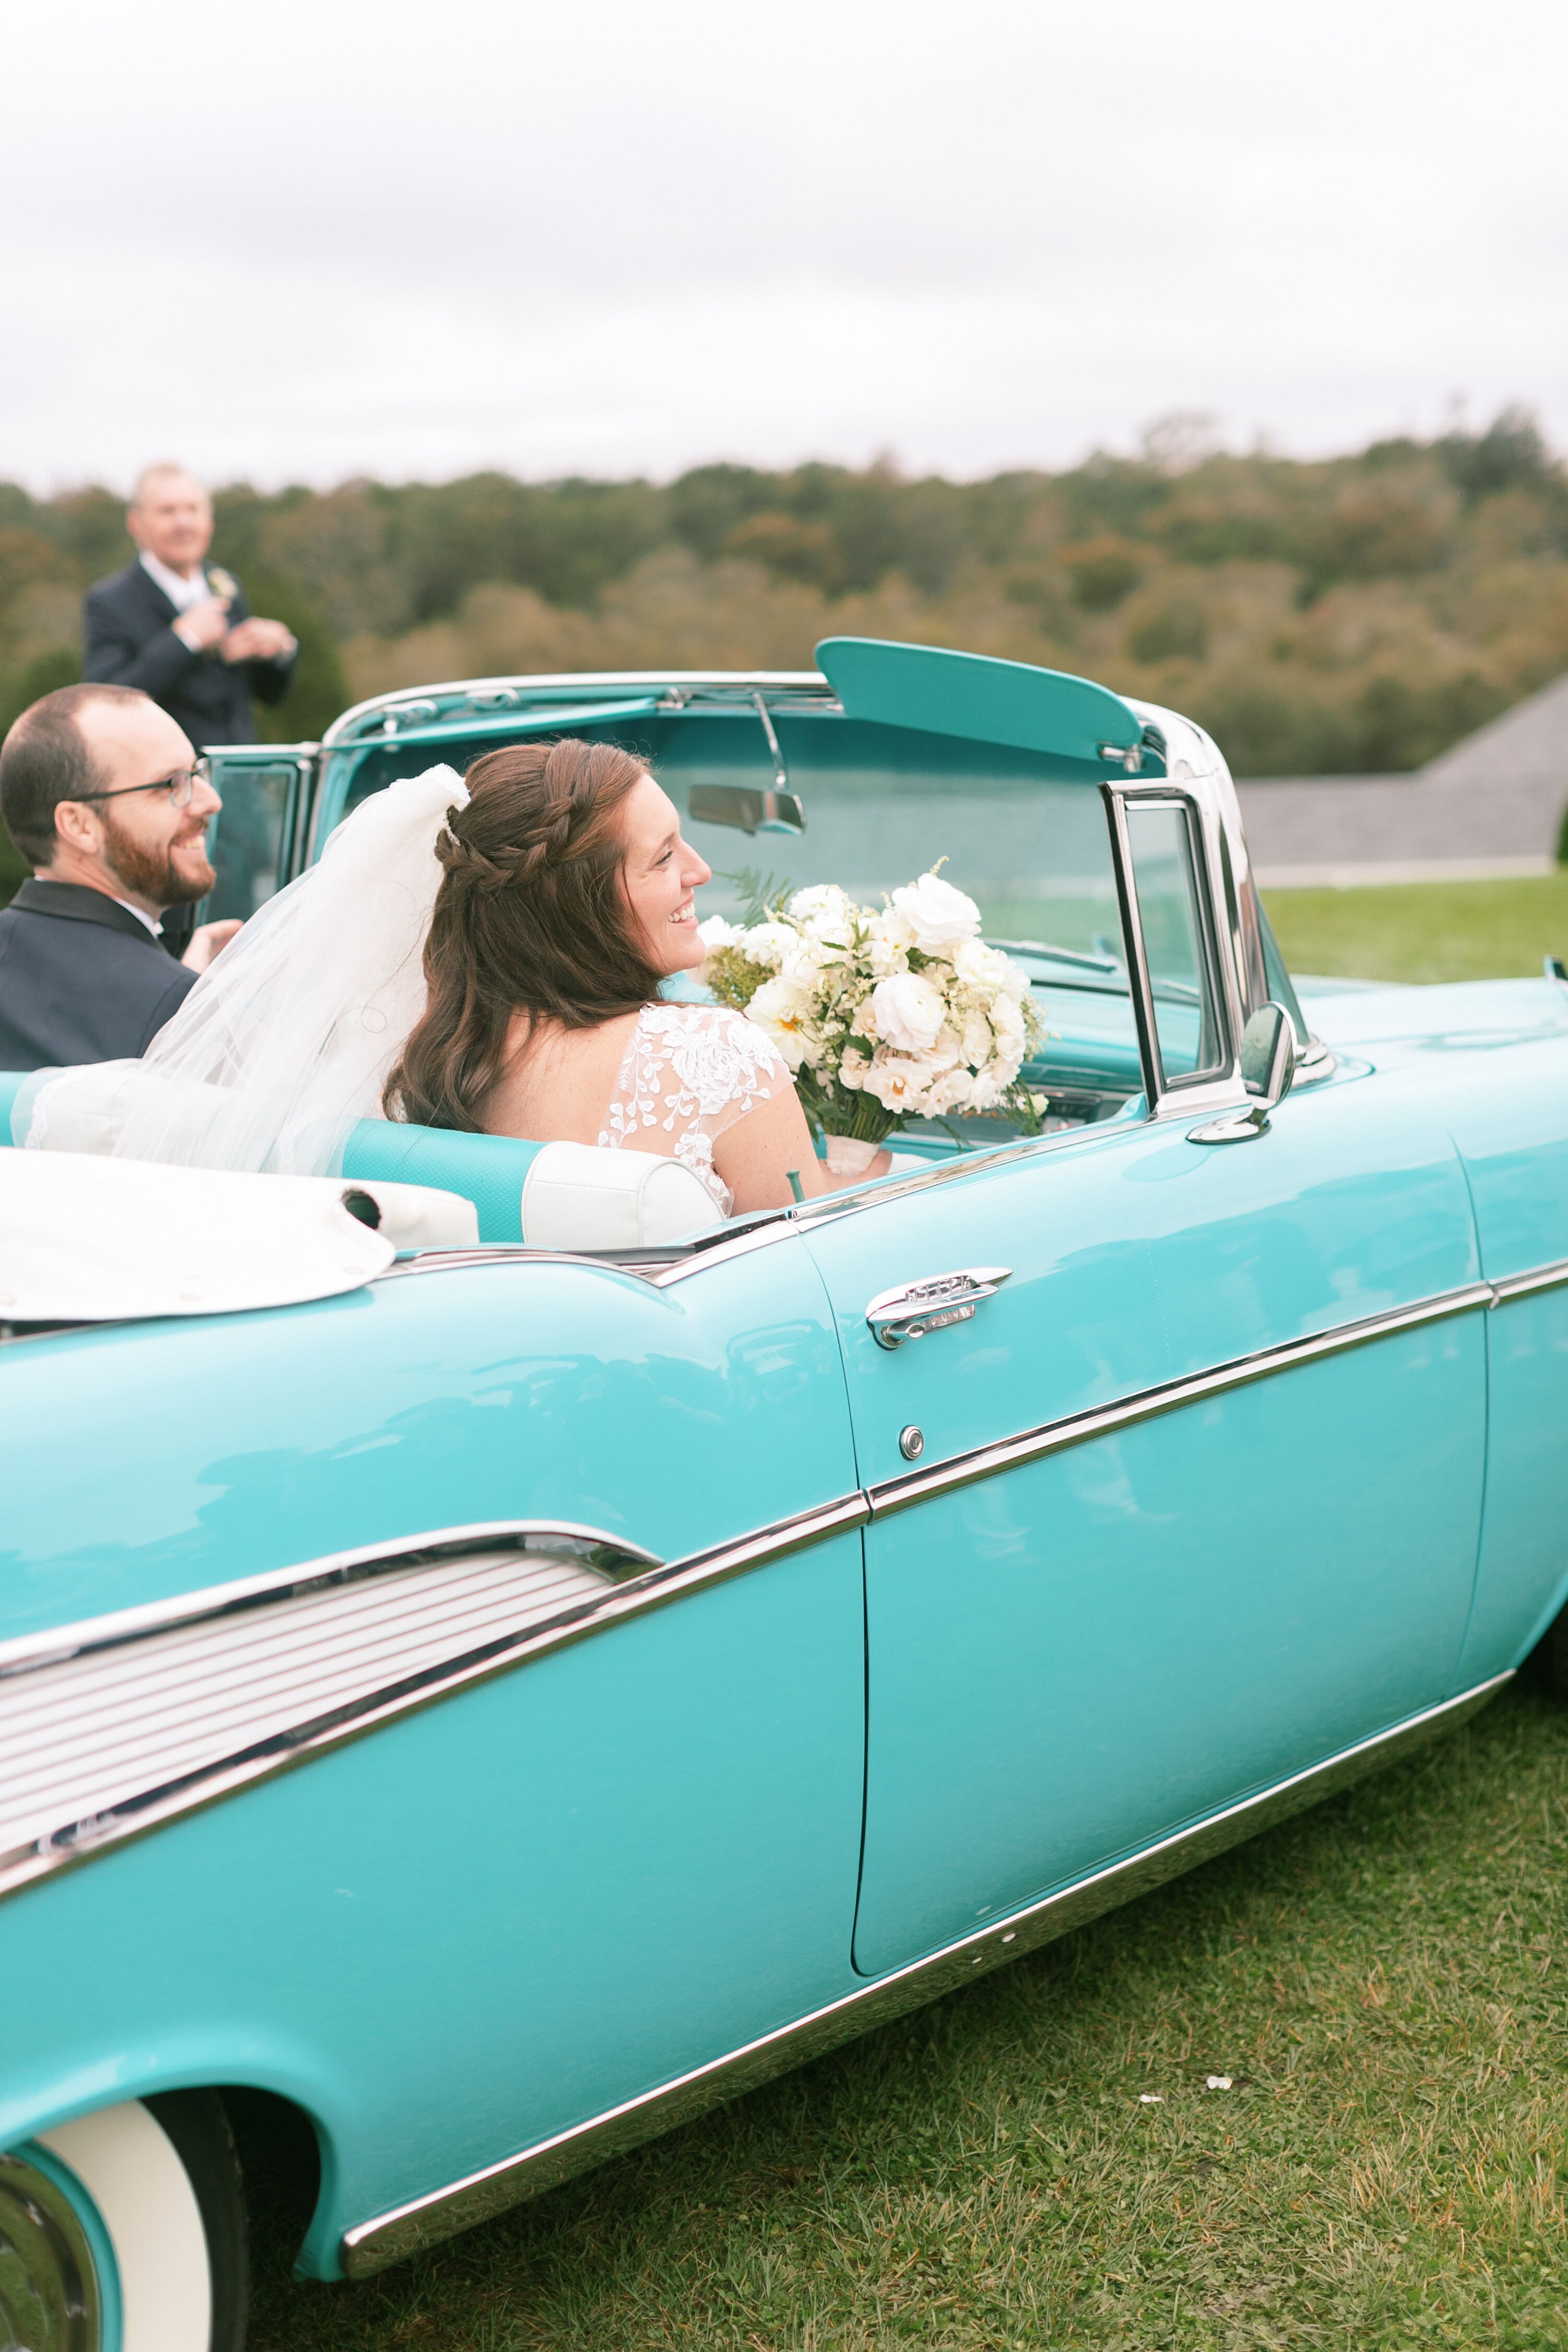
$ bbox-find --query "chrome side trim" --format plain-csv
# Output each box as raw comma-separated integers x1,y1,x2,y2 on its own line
1491,1255,1568,1305
0,1522,660,1684
341,1670,1510,2278
867,1280,1495,1518
0,1497,863,1907
7,1248,1549,1908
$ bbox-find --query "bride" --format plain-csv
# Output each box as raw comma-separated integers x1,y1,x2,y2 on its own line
30,739,887,1213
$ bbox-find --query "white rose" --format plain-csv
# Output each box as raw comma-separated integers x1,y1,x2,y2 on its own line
786,883,855,940
924,1064,976,1114
889,870,981,953
970,1064,1011,1110
780,941,834,991
864,914,909,977
741,920,799,969
838,1044,870,1092
862,1048,939,1114
953,937,1015,993
990,994,1027,1054
962,1008,995,1068
747,974,810,1069
869,971,946,1054
697,915,745,951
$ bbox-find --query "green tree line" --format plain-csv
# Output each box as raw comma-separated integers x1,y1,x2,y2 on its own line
4,406,1565,822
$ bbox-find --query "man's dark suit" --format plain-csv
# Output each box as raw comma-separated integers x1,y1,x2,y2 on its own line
83,561,296,747
0,881,197,1070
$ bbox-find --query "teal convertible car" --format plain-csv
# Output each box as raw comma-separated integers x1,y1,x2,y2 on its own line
3,640,1567,2348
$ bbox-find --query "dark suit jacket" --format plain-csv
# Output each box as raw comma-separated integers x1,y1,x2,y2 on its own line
0,880,198,1071
82,561,297,748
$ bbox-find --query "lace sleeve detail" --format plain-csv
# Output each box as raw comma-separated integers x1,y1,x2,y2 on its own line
598,1004,793,1213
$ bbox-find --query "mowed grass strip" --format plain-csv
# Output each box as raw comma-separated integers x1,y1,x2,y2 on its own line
249,1685,1568,2349
246,878,1568,2349
1264,869,1568,987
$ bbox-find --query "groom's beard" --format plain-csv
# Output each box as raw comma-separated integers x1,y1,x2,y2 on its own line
101,808,216,910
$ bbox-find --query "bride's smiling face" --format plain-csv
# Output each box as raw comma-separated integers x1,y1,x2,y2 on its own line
619,773,712,973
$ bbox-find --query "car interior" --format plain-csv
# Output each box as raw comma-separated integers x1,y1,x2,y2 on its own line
10,689,1297,1263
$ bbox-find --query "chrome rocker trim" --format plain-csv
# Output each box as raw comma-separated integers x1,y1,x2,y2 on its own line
341,1669,1511,2277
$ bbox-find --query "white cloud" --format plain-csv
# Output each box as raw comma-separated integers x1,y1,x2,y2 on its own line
2,0,1563,487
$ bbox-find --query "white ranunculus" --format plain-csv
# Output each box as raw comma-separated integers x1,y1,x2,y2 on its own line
889,870,982,953
969,1064,1011,1109
870,971,946,1054
747,974,810,1069
740,920,799,969
787,883,855,939
697,915,745,951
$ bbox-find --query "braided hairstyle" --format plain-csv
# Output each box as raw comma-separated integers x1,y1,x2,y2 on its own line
383,737,663,1131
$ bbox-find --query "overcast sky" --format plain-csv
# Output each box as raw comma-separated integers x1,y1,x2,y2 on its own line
4,0,1564,491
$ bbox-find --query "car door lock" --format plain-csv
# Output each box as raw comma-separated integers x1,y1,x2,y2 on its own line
865,1267,1013,1349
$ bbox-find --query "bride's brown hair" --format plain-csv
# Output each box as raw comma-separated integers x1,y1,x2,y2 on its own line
383,737,663,1131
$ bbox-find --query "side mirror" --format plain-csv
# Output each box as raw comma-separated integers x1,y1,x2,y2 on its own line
687,785,806,837
1240,1001,1296,1108
1189,1000,1297,1145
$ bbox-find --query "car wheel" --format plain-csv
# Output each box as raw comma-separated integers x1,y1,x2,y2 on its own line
0,2091,248,2351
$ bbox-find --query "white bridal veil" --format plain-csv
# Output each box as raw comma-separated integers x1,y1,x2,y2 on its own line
23,767,469,1176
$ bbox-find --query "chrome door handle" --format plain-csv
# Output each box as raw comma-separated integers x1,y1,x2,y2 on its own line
865,1266,1012,1349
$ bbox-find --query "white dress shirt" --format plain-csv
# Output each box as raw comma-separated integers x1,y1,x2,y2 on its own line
139,549,211,613
110,896,164,937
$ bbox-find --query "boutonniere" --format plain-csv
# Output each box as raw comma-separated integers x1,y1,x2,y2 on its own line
207,567,237,603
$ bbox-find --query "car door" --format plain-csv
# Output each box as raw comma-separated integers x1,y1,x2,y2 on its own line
803,795,1486,1978
200,745,318,919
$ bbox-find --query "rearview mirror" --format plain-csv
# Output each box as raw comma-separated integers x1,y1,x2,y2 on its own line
1189,1001,1297,1146
687,785,806,836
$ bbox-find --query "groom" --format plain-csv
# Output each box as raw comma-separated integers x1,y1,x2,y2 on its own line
0,684,237,1069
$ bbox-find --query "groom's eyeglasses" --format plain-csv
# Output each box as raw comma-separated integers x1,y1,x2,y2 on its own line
75,759,213,811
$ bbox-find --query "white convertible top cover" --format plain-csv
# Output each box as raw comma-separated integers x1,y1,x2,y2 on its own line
0,1150,477,1323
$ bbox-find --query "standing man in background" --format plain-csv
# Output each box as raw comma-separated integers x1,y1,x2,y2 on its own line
83,465,298,748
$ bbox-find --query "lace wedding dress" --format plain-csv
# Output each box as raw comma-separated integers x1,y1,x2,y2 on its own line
598,1004,791,1213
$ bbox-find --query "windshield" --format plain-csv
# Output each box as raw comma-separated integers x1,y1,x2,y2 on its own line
689,773,1121,958
321,709,1145,1108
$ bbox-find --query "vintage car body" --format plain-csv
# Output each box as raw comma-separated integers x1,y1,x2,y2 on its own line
2,640,1566,2340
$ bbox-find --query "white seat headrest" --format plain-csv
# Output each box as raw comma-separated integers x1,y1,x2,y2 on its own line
521,1143,720,1251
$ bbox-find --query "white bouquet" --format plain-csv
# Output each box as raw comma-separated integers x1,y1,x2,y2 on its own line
699,869,1045,1144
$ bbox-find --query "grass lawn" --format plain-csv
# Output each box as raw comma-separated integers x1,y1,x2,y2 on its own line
243,873,1568,2350
1263,870,1568,987
249,1683,1568,2349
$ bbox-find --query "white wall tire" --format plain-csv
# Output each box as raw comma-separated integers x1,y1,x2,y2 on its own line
0,2092,248,2351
